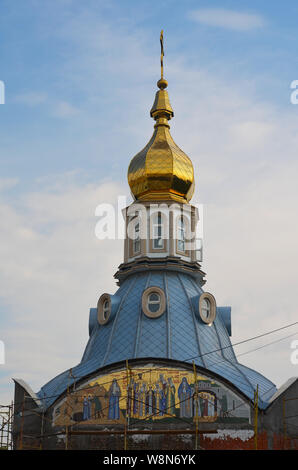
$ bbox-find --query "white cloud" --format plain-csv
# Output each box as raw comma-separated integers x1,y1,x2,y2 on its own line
189,8,264,31
14,92,48,106
0,178,19,191
0,175,128,402
13,92,79,119
51,100,80,118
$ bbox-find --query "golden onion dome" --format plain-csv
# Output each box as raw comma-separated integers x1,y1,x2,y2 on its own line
128,34,195,203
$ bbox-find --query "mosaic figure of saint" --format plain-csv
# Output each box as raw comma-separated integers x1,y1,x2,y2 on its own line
126,379,134,418
83,395,91,421
138,383,147,417
155,383,166,416
208,395,215,417
93,395,103,419
88,394,92,419
145,385,156,416
178,377,192,418
108,379,121,420
202,395,209,417
192,384,202,419
165,378,176,416
155,383,161,416
133,382,139,416
159,374,167,391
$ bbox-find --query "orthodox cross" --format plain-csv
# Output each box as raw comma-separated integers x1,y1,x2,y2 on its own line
160,30,164,79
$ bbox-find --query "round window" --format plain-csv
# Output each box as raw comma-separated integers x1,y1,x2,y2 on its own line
142,287,166,318
199,292,216,324
97,294,111,325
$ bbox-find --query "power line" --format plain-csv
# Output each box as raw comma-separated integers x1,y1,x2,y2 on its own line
185,321,298,362
7,320,298,409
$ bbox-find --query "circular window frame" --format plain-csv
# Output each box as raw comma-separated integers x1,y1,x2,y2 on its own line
199,292,216,325
142,286,166,319
97,293,111,325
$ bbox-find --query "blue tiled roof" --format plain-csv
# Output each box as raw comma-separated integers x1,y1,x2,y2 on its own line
37,271,277,409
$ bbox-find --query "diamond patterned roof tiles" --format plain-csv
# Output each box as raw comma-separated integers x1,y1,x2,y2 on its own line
37,270,276,409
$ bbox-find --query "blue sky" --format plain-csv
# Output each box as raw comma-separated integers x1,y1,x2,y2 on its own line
1,0,298,404
1,0,298,184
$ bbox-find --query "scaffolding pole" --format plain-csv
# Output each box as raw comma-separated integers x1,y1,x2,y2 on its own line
8,402,13,449
0,411,8,449
69,429,217,436
0,403,13,450
124,359,131,450
192,361,199,450
0,412,5,448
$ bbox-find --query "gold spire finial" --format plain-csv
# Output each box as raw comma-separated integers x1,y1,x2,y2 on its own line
158,30,168,90
127,31,195,204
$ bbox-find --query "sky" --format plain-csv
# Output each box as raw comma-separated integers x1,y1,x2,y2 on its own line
1,0,298,405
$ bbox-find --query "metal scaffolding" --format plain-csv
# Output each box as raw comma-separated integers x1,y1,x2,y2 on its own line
6,363,298,450
0,403,13,450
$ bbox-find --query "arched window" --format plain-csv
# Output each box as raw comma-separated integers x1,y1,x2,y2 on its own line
177,216,186,252
133,221,140,254
152,212,164,249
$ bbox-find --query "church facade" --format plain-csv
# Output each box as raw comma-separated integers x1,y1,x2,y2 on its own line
12,37,298,450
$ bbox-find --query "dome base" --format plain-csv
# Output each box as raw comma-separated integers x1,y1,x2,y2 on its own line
136,190,189,204
114,256,206,285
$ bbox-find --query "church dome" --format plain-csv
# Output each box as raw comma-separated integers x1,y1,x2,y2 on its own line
37,270,277,409
128,79,195,203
